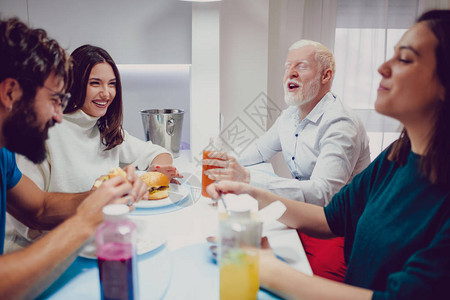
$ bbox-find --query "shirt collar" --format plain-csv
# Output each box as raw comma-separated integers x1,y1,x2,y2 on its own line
285,92,336,127
302,92,335,125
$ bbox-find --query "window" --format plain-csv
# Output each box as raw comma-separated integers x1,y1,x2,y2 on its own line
333,0,419,158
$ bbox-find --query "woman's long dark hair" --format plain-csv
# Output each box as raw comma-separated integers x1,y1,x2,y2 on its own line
388,10,450,189
65,44,124,150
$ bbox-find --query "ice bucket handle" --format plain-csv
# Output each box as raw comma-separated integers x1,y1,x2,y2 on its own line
166,118,175,136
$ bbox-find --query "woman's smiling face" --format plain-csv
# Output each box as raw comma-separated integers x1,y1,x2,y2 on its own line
81,62,116,118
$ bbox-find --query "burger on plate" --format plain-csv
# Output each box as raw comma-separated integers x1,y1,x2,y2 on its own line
140,172,170,200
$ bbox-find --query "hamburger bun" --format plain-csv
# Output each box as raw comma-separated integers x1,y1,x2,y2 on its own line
93,167,128,188
140,172,170,200
108,167,128,180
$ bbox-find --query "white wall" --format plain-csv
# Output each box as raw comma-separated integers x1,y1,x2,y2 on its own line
219,0,270,156
0,0,28,21
118,64,191,146
0,0,192,64
189,2,222,163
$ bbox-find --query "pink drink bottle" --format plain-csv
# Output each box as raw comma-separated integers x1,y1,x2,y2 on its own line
95,204,139,300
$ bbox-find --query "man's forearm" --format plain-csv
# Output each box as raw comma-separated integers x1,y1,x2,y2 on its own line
262,258,373,300
0,214,94,299
1,168,133,299
251,186,334,238
30,191,92,230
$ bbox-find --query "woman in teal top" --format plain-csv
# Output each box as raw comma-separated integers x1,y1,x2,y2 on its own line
207,9,450,300
324,145,449,298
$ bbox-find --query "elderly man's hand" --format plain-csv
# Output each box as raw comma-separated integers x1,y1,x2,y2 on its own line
203,152,250,183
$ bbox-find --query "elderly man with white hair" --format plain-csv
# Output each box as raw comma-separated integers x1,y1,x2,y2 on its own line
204,39,371,282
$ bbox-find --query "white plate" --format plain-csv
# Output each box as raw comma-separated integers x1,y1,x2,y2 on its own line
79,236,166,259
134,183,190,208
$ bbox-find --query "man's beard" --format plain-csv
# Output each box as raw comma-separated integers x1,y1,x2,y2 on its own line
284,74,321,107
3,96,54,164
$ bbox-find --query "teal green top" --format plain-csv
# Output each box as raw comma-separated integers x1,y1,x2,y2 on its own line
325,147,449,299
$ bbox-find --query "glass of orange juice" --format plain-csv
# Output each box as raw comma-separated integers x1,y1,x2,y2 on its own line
220,249,259,300
202,137,229,198
218,204,262,300
201,150,224,198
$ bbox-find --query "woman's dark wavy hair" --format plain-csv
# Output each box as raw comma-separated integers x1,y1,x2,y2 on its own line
65,44,124,150
388,10,450,189
0,17,71,106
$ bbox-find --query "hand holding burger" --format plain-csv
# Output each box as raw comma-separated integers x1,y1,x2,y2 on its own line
92,167,148,205
93,167,128,188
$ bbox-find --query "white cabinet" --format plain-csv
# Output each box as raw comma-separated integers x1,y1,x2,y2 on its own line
0,0,192,64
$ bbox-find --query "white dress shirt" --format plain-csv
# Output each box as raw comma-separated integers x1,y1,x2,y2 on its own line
239,92,371,206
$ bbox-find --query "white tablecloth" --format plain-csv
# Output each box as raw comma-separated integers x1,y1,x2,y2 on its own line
39,150,311,299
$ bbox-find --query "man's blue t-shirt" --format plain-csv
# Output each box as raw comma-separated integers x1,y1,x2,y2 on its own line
0,147,22,254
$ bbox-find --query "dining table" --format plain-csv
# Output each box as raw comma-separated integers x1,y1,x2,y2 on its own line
37,150,312,300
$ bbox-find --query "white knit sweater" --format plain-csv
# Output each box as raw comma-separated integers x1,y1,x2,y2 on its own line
6,110,170,246
17,109,170,192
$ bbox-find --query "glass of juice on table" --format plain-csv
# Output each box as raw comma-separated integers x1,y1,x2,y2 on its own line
219,196,262,300
202,137,227,198
202,150,226,197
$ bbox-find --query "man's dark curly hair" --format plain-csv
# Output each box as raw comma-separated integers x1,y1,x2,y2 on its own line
0,17,71,102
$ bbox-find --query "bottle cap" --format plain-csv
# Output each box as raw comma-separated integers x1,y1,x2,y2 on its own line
102,204,129,221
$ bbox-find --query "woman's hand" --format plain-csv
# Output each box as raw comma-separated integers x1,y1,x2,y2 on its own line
258,236,295,293
148,164,183,184
206,180,255,200
203,152,250,183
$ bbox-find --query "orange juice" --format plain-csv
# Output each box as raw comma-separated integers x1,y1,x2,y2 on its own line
202,150,224,197
220,250,259,300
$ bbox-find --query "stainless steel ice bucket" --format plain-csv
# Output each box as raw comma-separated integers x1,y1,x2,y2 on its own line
140,109,185,158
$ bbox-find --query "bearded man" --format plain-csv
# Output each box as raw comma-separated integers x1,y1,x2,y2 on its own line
204,40,371,282
0,18,147,298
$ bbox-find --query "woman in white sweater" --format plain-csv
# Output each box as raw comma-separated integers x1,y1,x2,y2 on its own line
6,45,180,251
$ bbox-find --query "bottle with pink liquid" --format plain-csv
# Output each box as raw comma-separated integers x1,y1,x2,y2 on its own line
95,204,139,300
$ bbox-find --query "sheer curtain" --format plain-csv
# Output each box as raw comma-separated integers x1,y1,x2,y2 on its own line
333,0,450,158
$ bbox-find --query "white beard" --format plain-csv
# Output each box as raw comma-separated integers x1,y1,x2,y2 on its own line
284,74,321,107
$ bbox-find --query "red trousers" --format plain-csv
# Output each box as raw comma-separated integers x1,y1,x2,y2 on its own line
298,231,347,282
